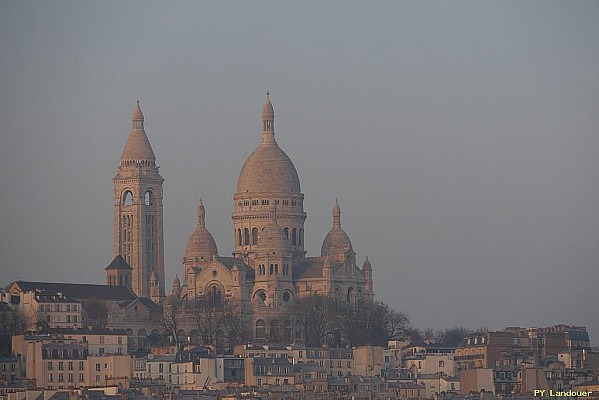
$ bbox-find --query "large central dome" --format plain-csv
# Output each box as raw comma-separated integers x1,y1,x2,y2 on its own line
236,94,300,194
237,144,300,194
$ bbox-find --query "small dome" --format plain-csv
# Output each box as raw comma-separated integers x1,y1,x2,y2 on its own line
256,206,290,254
321,200,353,257
185,201,218,260
321,227,352,257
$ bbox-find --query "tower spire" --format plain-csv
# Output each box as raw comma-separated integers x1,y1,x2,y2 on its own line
197,198,206,227
120,101,156,164
333,199,341,228
114,102,164,300
261,91,275,144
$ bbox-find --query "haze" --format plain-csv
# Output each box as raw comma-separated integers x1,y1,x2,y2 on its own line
1,1,598,341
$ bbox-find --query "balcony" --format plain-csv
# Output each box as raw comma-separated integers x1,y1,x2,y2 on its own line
455,354,485,361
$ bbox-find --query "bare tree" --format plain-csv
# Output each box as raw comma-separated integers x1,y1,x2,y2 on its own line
0,304,26,356
162,294,182,347
286,295,337,347
335,300,410,347
83,299,109,328
435,326,472,346
190,298,243,353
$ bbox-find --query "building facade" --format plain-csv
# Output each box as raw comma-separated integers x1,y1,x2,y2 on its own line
105,96,375,343
113,102,165,299
177,94,375,343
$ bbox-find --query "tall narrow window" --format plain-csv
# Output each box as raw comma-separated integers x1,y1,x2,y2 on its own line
252,227,258,245
347,287,354,303
144,191,153,206
256,320,266,339
243,228,250,246
292,228,297,245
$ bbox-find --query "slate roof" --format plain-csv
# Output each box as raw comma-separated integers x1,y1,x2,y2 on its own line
294,257,329,279
105,255,133,271
13,281,137,301
116,297,160,310
45,327,128,335
215,256,255,280
216,256,251,271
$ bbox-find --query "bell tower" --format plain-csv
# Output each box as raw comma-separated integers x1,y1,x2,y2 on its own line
113,101,165,300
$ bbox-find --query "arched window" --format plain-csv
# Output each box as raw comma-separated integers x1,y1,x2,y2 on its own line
252,227,258,245
208,285,221,307
254,289,267,305
237,229,242,247
283,227,289,239
269,264,273,275
284,320,292,340
256,320,266,339
299,229,303,246
144,191,154,206
243,228,250,246
347,287,354,303
292,228,297,245
282,291,291,303
270,320,280,341
334,288,340,305
123,191,133,206
274,264,278,274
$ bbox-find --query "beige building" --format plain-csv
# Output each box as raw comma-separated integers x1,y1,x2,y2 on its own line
401,342,455,376
16,335,132,390
454,332,512,371
459,368,495,394
175,94,374,343
88,354,132,388
353,346,383,377
245,357,294,387
19,291,81,331
44,328,128,356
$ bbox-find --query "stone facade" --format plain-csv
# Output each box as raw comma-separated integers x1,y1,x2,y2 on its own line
179,94,375,343
113,102,165,300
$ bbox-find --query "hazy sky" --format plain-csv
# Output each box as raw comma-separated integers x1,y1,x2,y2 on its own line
1,1,598,342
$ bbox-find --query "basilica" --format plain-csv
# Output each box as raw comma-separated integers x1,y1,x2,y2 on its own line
110,94,374,343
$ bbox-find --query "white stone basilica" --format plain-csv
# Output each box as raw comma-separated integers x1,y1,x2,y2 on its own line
112,94,374,343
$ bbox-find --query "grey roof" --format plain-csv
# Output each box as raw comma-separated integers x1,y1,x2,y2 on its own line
14,281,137,301
216,256,251,271
35,293,81,303
45,327,128,335
215,256,255,280
105,255,133,271
116,297,160,311
294,257,326,279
